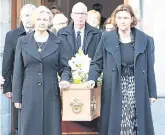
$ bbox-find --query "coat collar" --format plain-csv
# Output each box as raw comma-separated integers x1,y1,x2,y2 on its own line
17,22,26,36
60,22,100,53
21,31,60,61
104,27,147,73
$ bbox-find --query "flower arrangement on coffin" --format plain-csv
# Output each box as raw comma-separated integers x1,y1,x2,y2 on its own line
62,49,102,121
68,49,102,86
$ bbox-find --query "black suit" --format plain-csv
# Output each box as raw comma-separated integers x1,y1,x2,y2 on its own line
2,24,26,129
58,23,102,60
58,22,102,131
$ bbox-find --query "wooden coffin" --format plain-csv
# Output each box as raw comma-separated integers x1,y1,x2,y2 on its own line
62,84,101,121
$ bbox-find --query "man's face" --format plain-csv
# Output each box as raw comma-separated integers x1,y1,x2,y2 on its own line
71,7,87,26
21,8,34,29
51,9,61,17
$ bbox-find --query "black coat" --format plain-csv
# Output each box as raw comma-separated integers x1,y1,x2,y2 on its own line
58,23,102,129
58,23,102,60
2,24,26,129
2,24,26,93
12,32,71,135
88,28,157,135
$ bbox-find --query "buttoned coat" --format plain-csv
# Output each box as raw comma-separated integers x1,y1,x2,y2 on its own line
12,31,71,135
57,22,102,60
2,23,26,129
88,28,157,135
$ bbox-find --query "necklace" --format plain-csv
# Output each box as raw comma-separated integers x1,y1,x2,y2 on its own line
36,42,46,52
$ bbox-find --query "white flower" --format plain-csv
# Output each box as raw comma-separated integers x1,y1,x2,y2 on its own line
68,49,100,84
68,60,77,70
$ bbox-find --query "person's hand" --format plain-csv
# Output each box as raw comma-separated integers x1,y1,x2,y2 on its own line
150,98,157,104
59,81,70,90
14,103,22,109
5,92,12,99
0,76,5,91
87,80,95,89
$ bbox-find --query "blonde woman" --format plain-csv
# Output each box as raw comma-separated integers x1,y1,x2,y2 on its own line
87,10,101,29
12,6,71,135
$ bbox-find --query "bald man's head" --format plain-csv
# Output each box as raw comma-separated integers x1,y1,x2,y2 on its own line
71,2,88,28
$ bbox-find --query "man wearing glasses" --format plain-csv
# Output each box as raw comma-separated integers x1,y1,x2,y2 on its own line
58,2,102,60
57,2,102,132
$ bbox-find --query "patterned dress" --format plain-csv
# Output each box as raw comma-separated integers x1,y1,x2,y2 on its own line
120,42,138,135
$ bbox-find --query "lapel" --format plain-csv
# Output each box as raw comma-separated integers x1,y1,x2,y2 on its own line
17,23,26,36
22,31,59,61
61,23,76,54
104,30,121,74
133,28,147,64
41,31,59,59
83,23,93,53
104,28,148,73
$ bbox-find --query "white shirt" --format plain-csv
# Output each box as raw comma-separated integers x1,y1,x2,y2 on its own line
74,26,85,48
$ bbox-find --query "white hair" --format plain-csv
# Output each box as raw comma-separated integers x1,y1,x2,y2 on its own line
72,2,87,13
53,13,68,24
20,4,36,16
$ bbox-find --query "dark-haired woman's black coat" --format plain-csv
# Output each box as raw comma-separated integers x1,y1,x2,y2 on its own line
88,28,157,135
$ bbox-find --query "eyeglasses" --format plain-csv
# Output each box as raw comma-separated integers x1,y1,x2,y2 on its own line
72,12,87,16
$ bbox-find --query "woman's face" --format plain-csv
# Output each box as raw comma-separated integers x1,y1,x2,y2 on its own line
35,12,50,32
87,14,99,28
115,11,133,31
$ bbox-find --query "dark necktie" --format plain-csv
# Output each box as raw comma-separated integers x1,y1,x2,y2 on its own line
76,31,81,51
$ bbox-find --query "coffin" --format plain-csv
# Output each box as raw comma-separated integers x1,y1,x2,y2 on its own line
62,84,101,121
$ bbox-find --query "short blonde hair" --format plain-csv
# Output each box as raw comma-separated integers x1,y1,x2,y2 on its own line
111,4,138,27
87,10,101,24
31,6,53,26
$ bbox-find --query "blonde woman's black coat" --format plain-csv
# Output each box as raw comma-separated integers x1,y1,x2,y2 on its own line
12,32,71,135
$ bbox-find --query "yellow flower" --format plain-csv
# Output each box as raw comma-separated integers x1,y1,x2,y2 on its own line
73,76,82,84
78,49,84,55
74,79,82,84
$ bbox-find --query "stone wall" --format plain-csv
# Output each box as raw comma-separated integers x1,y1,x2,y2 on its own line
0,0,12,135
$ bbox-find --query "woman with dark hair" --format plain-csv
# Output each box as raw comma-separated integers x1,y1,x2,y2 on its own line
87,4,157,135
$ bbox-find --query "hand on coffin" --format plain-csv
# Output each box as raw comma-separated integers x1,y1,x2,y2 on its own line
87,80,95,89
14,103,22,109
59,80,70,90
150,98,157,104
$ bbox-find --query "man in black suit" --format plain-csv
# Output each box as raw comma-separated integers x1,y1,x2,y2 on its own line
58,2,102,60
2,4,36,134
58,2,102,132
